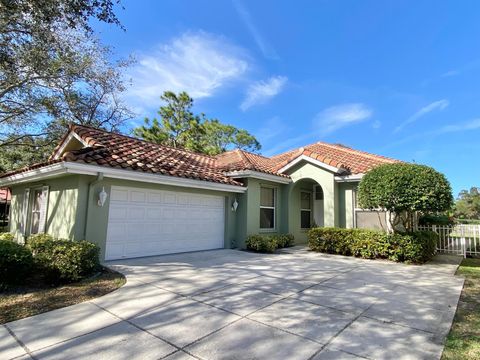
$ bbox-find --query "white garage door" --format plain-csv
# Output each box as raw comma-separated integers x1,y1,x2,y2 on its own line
105,186,225,260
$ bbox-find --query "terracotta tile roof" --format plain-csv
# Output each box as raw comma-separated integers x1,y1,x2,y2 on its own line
0,125,400,184
66,125,245,186
215,149,288,177
0,125,244,186
270,142,399,174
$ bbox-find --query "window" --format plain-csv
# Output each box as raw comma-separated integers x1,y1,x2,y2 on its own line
28,186,49,235
300,191,312,229
30,189,43,234
260,187,275,229
314,185,323,200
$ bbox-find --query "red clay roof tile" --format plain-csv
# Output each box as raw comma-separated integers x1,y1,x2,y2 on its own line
1,125,400,183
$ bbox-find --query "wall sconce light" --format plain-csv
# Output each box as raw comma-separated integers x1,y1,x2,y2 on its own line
98,187,108,207
231,198,239,212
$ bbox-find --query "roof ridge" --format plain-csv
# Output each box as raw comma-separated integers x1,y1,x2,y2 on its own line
313,141,397,162
235,149,255,169
238,149,270,159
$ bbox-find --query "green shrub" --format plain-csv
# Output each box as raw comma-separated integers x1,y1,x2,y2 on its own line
246,234,295,252
392,231,438,263
27,236,100,283
308,227,438,264
419,214,455,226
0,233,14,241
0,240,34,288
275,234,295,248
26,233,56,255
246,235,277,253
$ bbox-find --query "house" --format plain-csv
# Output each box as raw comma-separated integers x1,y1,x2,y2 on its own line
0,125,399,260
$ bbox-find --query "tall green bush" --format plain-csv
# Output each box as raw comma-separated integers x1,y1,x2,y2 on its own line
357,163,454,232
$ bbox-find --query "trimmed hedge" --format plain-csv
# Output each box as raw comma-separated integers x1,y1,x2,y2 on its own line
308,227,437,264
0,240,34,288
27,234,100,283
246,234,295,253
0,232,14,241
419,214,454,226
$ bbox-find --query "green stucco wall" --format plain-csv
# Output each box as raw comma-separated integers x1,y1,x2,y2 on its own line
10,175,83,242
9,174,241,260
234,178,288,249
7,164,360,259
337,182,358,228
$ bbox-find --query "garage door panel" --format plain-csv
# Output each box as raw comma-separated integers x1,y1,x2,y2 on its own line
163,192,176,204
130,190,146,203
148,193,163,203
110,188,129,202
129,207,145,219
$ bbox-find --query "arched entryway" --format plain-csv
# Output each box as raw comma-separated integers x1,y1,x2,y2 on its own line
287,178,325,243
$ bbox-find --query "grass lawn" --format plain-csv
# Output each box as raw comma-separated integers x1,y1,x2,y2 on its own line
442,258,480,360
0,267,126,324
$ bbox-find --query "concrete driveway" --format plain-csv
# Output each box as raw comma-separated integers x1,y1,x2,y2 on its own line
2,248,464,360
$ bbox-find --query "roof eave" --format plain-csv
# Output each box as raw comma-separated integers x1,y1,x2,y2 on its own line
0,162,247,193
334,174,364,182
224,170,292,184
277,154,348,175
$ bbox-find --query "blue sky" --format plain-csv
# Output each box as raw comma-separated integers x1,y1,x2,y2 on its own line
94,0,480,196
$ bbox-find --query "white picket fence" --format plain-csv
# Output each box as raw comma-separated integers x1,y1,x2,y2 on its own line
418,224,480,258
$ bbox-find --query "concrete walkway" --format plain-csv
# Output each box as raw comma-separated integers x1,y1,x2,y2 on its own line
2,249,464,360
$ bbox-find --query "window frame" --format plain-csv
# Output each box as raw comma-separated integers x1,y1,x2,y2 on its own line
28,186,49,236
300,190,312,230
29,187,43,235
259,186,276,231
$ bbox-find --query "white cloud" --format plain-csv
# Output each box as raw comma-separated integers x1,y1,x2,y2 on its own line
438,118,480,133
127,31,249,110
314,103,373,135
240,76,287,111
394,99,449,133
441,70,460,78
232,0,278,60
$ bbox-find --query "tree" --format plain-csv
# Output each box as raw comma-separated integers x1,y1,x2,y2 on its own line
133,91,261,155
357,163,454,232
201,119,261,155
454,187,480,219
0,0,132,170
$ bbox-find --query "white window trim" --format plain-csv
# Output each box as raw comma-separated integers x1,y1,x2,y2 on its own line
300,191,312,230
21,188,30,236
259,186,276,231
28,186,49,235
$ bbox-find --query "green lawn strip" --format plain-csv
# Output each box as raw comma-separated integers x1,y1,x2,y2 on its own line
0,267,125,324
442,258,480,360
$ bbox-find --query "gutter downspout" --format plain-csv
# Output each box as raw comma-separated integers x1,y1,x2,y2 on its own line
83,172,104,239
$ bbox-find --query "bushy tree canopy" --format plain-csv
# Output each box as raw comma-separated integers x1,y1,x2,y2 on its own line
133,91,261,155
357,163,454,232
454,187,480,219
0,0,131,172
